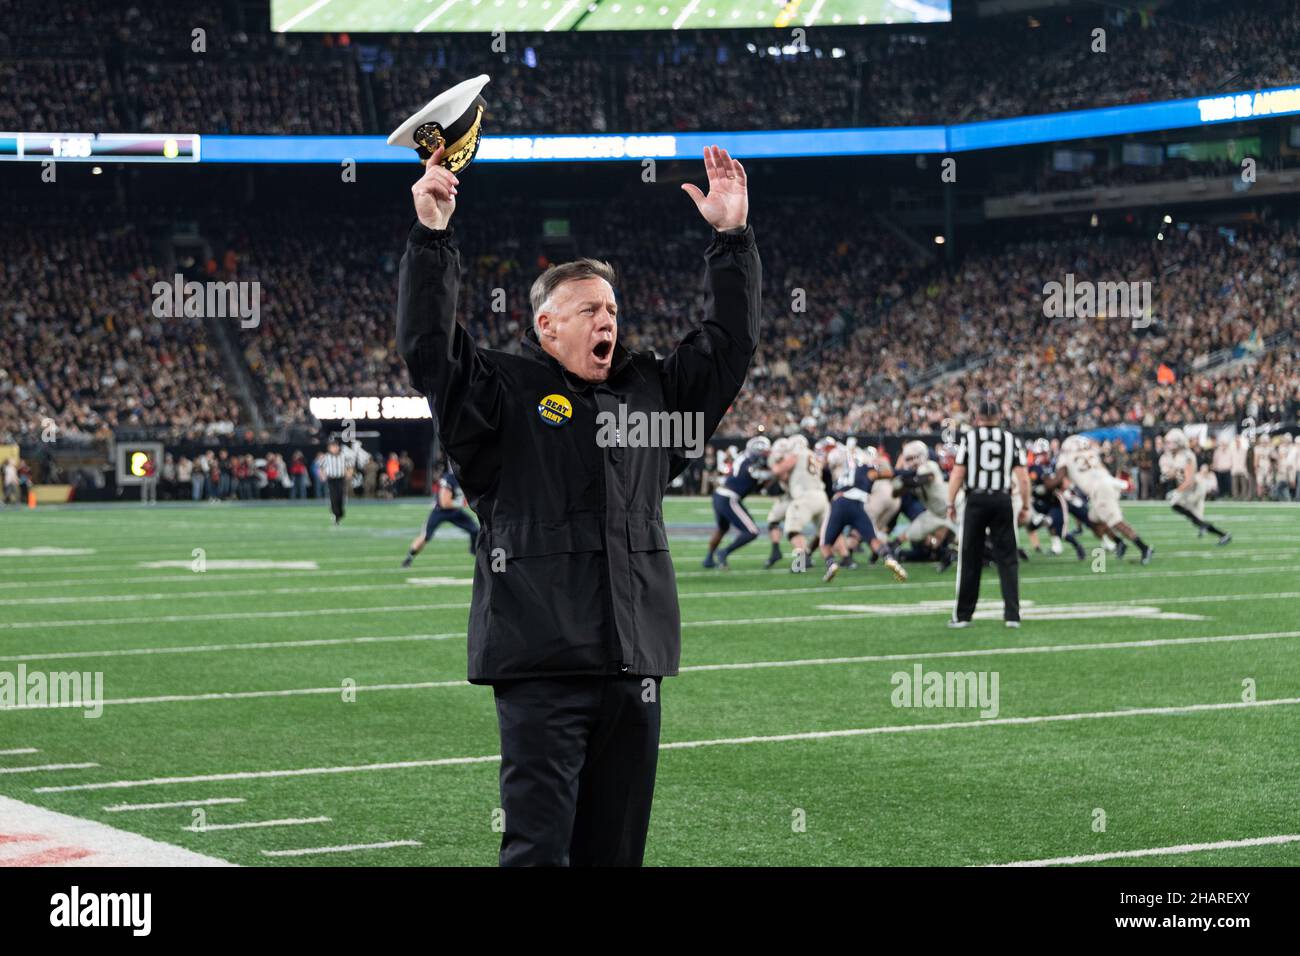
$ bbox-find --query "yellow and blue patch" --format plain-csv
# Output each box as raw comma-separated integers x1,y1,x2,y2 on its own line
537,393,573,428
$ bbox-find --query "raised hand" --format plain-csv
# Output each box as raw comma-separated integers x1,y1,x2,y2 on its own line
411,145,459,230
681,145,748,232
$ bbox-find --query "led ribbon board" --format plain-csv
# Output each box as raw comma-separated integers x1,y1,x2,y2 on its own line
6,84,1297,165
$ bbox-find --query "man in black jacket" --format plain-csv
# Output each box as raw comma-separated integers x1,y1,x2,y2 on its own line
397,144,761,866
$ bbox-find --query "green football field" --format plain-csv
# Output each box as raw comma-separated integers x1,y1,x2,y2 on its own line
271,0,949,34
1,497,1298,866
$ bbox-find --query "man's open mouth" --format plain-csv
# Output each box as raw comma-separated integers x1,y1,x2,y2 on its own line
592,341,613,361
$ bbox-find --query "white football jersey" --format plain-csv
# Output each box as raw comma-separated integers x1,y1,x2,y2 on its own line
1059,448,1111,498
1160,448,1195,481
915,460,948,516
787,448,826,499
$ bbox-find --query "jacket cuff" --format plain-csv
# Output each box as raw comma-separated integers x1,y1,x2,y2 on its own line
409,220,455,245
711,224,754,246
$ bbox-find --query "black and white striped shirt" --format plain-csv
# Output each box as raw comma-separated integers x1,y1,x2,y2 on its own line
955,426,1025,494
321,451,349,479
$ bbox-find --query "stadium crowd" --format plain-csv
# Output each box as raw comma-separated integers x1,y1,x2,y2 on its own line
4,191,1295,454
0,213,243,445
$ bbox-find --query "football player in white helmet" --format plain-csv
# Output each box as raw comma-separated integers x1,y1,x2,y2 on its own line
1057,435,1154,564
769,433,832,572
890,440,958,571
1159,428,1230,544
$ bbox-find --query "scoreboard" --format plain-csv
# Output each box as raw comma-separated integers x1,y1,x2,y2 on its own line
0,132,200,163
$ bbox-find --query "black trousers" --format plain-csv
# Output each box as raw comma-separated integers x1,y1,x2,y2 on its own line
327,477,346,520
955,492,1020,622
492,674,661,867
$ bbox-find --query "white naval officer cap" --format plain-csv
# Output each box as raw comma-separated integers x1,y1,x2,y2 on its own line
388,74,491,171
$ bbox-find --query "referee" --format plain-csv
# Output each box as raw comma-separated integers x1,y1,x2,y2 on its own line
321,437,351,525
945,401,1030,629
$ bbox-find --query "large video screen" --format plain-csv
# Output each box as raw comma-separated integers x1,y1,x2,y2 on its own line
272,0,951,33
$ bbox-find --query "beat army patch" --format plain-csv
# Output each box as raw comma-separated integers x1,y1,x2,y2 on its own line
537,393,573,427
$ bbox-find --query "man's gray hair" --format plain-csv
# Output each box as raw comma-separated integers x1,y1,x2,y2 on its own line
529,258,617,333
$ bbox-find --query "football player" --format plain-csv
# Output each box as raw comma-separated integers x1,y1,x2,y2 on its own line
402,463,479,566
1027,438,1086,559
1058,435,1154,564
1160,428,1231,544
704,435,772,568
890,440,957,571
819,446,908,583
769,434,830,572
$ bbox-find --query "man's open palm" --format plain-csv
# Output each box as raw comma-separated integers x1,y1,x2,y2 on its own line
682,145,748,232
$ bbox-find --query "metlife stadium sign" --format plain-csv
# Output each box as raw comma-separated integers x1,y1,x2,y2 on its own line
309,396,432,421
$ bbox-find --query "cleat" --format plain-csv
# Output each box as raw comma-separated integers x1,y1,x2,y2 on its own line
822,562,840,583
401,556,414,568
1113,539,1127,560
946,619,970,630
1050,538,1063,556
1017,548,1030,561
1005,620,1021,629
763,551,782,569
1197,525,1206,538
1217,533,1232,546
1141,546,1154,565
884,557,909,582
702,556,717,569
716,553,729,569
842,559,859,570
937,549,955,573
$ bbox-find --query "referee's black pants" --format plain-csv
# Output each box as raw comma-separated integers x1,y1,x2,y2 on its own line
492,674,661,867
327,477,346,521
955,491,1020,623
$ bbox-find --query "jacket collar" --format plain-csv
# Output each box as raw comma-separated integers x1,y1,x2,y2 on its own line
522,328,635,390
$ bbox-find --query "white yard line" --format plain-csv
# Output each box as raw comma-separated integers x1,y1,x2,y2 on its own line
261,840,422,858
0,795,235,866
3,680,470,711
11,627,1300,705
544,0,582,32
988,833,1300,867
0,748,39,756
0,581,468,607
0,602,470,630
105,798,246,813
274,0,333,32
6,558,1298,605
414,0,462,32
680,629,1300,673
184,816,329,833
9,563,1300,629
672,0,701,30
37,755,504,792
0,763,99,775
34,696,1300,793
0,633,462,663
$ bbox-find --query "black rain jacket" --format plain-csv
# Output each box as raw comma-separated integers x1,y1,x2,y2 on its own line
397,220,761,682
